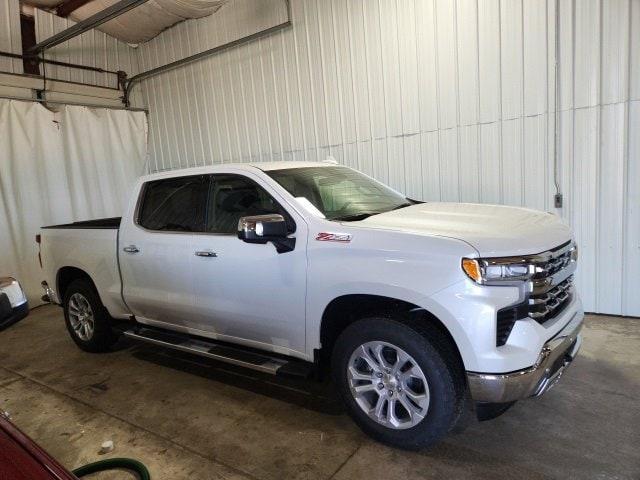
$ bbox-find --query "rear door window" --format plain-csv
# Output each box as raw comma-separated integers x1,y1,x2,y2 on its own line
137,175,209,232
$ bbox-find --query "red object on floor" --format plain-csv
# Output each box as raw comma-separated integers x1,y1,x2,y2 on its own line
0,412,77,480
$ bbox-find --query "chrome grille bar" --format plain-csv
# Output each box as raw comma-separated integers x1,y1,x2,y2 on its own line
494,242,577,344
525,241,576,323
528,244,577,295
528,276,573,322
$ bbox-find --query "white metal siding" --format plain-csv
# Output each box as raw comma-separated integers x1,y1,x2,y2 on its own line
128,0,639,316
0,0,23,74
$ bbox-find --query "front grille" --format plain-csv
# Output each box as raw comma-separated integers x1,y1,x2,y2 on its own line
531,244,574,279
495,241,576,346
528,275,573,324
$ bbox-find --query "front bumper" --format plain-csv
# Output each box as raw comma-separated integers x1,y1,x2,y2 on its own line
466,310,583,403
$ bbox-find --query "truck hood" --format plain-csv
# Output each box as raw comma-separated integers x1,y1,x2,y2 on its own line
356,202,572,257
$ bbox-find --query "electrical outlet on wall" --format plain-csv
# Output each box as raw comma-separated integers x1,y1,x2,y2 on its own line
554,193,563,208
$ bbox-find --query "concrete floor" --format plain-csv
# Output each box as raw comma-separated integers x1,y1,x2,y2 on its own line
0,306,638,480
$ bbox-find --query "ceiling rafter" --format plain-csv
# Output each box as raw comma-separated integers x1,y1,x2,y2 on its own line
56,0,95,18
30,0,149,54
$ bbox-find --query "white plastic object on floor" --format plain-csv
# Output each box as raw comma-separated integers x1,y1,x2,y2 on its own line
99,440,114,454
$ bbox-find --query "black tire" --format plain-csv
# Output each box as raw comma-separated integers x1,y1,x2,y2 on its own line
332,316,465,450
63,279,118,353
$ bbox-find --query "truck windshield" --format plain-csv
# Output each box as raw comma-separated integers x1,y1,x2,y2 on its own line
266,166,411,221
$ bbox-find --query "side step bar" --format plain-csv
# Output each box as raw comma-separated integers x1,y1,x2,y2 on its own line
123,327,314,378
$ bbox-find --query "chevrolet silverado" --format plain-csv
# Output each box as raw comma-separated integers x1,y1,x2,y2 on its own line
39,161,583,449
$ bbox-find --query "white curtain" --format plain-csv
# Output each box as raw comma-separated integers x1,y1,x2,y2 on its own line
0,99,148,305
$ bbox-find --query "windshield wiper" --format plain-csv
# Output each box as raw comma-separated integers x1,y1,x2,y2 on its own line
333,204,412,221
391,202,413,211
332,212,379,222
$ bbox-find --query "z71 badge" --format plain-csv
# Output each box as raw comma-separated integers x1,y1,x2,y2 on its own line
315,232,352,242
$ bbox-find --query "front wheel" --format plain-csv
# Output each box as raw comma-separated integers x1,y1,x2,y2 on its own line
332,317,464,450
63,279,118,353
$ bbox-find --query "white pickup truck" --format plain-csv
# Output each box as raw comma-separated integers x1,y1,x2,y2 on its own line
39,161,583,449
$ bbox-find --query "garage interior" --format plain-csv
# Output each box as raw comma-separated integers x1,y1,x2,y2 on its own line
1,0,639,478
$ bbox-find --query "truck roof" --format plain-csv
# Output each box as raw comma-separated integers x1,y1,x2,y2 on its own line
140,161,335,182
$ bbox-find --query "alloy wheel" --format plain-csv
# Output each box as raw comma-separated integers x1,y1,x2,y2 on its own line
347,341,430,430
68,293,95,341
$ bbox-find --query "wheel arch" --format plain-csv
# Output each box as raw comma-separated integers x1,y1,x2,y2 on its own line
56,266,99,303
318,294,464,375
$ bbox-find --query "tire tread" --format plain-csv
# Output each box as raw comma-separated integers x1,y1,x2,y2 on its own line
63,279,118,353
331,315,465,450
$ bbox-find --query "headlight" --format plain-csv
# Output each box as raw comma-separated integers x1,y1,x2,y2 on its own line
463,242,578,286
462,258,532,285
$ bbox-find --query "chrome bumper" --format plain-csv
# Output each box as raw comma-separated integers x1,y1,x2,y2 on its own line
467,312,583,403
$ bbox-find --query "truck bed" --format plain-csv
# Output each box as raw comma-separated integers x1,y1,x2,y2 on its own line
39,221,128,318
42,217,121,230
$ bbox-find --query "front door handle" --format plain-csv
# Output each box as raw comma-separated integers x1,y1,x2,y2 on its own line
195,251,217,258
123,245,140,254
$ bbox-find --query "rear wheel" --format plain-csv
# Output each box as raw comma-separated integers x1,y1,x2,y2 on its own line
63,279,118,352
332,317,464,450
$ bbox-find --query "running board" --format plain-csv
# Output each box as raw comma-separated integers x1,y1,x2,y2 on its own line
123,327,313,378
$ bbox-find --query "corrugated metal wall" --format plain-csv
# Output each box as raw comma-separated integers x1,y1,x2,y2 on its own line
1,0,636,317
0,0,23,73
34,9,140,91
132,0,640,317
133,0,289,169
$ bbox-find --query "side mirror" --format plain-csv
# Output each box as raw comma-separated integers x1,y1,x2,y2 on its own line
237,214,295,253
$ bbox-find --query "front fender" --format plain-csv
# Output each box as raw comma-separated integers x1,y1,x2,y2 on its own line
307,279,478,370
304,229,477,361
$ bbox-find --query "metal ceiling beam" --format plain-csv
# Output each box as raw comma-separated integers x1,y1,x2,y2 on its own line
30,0,149,54
56,0,95,18
0,50,121,75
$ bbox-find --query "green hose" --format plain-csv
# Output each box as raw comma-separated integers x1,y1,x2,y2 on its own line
72,457,151,479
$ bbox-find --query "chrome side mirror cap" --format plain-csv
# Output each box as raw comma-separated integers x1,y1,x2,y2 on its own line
237,214,287,241
237,214,294,253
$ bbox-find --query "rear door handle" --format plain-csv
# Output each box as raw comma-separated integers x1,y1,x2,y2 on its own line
195,251,217,258
123,245,140,254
